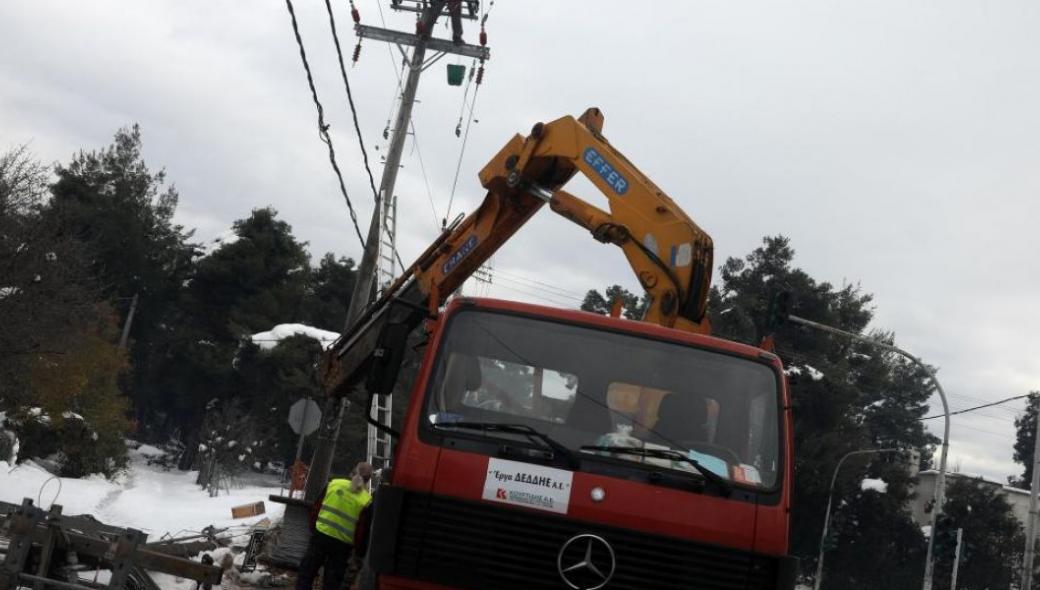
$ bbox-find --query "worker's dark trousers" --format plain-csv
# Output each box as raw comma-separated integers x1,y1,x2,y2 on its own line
296,530,353,590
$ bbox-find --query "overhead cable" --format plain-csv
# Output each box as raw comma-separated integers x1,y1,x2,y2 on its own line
445,82,483,224
283,0,366,248
322,0,405,269
919,394,1031,421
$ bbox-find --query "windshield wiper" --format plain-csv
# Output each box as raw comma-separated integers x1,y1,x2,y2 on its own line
432,421,579,468
579,445,732,496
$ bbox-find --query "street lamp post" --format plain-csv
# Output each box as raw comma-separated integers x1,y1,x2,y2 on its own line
787,314,951,590
814,448,901,590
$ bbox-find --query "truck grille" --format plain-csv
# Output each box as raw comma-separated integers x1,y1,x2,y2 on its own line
391,492,779,589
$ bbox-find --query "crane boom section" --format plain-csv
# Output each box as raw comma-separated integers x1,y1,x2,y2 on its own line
477,109,713,332
322,108,712,398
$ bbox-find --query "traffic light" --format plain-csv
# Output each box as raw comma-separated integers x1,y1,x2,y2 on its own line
765,290,792,331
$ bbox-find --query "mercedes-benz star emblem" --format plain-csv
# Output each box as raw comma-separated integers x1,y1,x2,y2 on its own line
557,534,616,590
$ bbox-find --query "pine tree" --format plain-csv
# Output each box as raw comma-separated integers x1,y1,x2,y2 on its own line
707,236,938,589
1013,392,1040,489
149,208,318,464
183,207,310,341
46,126,198,429
580,284,647,319
302,253,358,332
930,476,1024,590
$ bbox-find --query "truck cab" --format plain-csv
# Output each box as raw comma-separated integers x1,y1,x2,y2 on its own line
362,297,796,590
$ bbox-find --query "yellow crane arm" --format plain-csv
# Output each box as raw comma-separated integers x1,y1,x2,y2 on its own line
477,107,713,333
322,108,712,398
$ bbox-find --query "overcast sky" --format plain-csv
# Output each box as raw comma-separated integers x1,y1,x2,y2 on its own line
3,1,1038,481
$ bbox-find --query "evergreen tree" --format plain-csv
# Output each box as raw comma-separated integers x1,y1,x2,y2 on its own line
233,334,326,467
149,208,316,462
183,207,310,341
707,236,938,589
580,284,646,319
302,253,357,332
46,126,198,427
0,145,129,475
931,476,1024,590
0,146,99,388
1013,392,1040,488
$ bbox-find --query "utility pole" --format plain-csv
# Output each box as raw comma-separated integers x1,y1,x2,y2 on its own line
303,0,491,501
1022,402,1040,590
786,313,951,590
344,0,490,327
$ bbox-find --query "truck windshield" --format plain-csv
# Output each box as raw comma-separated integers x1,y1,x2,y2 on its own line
425,310,782,489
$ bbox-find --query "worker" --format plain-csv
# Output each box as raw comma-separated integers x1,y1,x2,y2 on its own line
296,462,373,590
447,0,463,45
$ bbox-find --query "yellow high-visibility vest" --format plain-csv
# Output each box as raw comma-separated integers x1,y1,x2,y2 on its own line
314,479,371,544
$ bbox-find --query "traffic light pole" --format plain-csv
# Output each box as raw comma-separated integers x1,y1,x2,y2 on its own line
787,314,951,590
814,448,900,590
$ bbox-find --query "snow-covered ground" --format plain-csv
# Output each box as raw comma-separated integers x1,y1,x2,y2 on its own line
0,444,284,541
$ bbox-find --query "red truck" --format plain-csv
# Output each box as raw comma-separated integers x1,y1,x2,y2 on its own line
322,109,797,589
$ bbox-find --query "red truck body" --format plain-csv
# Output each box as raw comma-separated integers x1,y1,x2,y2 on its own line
359,298,796,590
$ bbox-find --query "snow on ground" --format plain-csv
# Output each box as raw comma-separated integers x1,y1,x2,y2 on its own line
251,323,340,350
861,478,888,493
0,444,284,541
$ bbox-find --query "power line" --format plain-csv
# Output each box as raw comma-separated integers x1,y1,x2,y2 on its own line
444,0,499,224
493,269,588,300
920,394,1031,421
409,125,442,231
955,423,1016,439
445,80,483,223
492,274,584,303
948,391,1022,415
283,0,366,248
322,0,406,269
770,343,1028,430
323,0,378,205
490,281,580,309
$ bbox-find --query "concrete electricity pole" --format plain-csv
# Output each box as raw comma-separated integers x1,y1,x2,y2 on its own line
786,314,951,590
1022,403,1040,590
303,0,490,501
